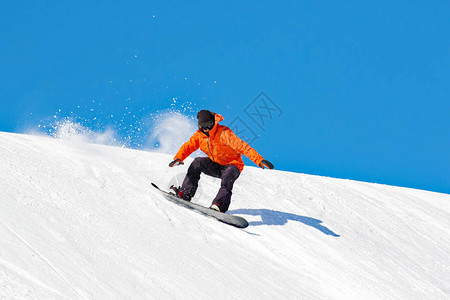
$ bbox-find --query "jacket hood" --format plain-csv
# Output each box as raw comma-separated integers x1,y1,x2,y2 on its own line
209,113,223,137
214,113,224,124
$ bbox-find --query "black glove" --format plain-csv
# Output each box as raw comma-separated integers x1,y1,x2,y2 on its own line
259,159,274,169
169,158,184,167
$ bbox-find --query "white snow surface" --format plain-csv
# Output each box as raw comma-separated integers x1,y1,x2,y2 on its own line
1,131,449,299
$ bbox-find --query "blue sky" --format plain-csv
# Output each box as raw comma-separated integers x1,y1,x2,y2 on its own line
1,1,449,194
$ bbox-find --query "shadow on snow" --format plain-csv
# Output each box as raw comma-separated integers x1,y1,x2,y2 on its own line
229,208,340,237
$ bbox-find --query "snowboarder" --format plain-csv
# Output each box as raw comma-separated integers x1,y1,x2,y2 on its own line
169,110,274,213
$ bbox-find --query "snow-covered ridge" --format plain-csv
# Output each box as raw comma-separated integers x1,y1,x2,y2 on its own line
1,132,449,299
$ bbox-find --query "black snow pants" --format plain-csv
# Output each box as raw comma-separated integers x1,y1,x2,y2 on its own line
180,157,241,213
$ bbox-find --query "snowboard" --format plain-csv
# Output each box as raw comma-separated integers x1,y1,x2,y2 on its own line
151,183,249,228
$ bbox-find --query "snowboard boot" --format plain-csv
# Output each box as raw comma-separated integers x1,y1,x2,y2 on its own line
169,185,191,201
209,203,221,212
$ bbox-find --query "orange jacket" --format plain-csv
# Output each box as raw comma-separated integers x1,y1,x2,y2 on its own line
174,113,264,172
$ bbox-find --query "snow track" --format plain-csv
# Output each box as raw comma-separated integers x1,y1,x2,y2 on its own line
1,132,449,299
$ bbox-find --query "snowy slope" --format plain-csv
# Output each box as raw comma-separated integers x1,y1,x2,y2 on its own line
1,131,449,299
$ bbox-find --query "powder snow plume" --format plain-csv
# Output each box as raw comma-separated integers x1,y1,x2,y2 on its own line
29,118,120,147
28,100,203,155
147,111,199,155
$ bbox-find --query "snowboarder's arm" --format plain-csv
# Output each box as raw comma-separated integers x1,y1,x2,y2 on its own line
173,133,200,163
222,129,265,166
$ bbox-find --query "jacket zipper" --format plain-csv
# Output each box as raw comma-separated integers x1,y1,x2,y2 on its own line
207,137,215,162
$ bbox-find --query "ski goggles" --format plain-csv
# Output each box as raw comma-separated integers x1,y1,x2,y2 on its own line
198,120,214,130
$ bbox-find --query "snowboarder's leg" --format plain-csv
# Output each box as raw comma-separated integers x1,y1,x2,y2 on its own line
180,157,220,198
211,165,240,212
